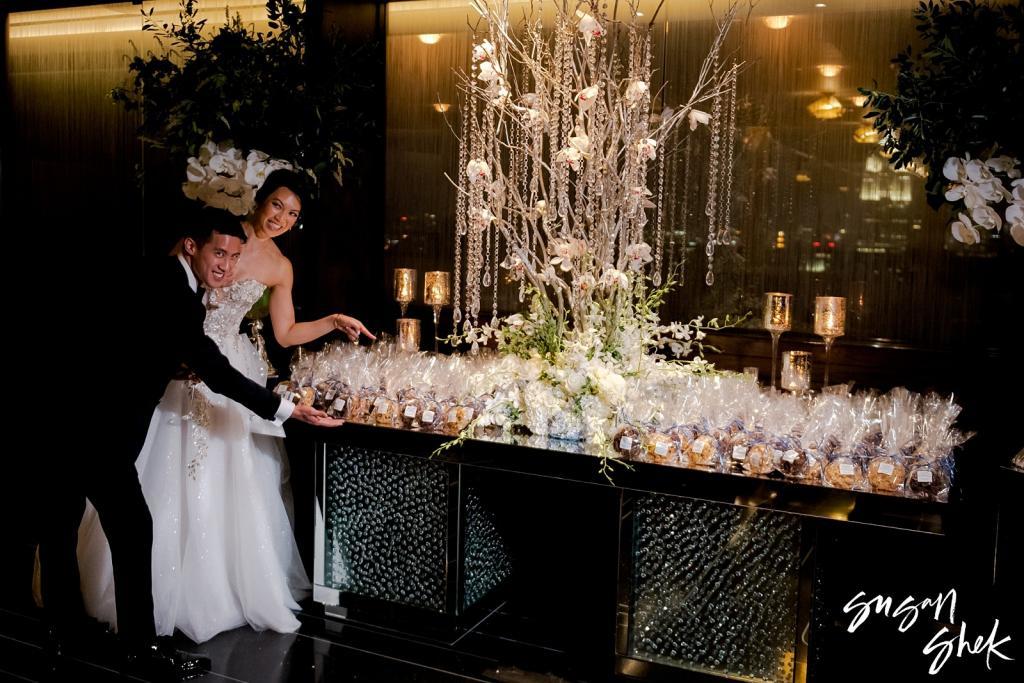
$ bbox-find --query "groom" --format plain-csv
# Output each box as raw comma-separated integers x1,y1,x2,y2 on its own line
39,209,337,680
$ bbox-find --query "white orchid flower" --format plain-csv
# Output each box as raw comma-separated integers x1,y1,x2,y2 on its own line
970,205,1002,231
1012,179,1024,202
549,237,587,271
185,157,207,183
965,159,994,183
623,242,653,271
466,159,491,184
960,183,988,209
942,157,966,182
600,266,629,289
950,212,981,245
1006,201,1024,226
636,138,657,162
477,60,501,82
985,155,1021,178
574,273,597,295
500,253,526,280
569,127,591,155
197,140,217,164
555,146,584,171
1010,223,1024,246
576,11,606,43
576,84,601,111
687,109,711,131
978,179,1008,203
624,80,649,106
472,40,495,62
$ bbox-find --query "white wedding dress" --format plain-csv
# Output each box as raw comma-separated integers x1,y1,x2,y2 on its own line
77,279,310,644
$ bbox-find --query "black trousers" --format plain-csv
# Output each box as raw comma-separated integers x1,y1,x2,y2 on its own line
39,413,156,646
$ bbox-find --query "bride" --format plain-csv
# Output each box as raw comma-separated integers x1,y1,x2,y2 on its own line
78,170,372,643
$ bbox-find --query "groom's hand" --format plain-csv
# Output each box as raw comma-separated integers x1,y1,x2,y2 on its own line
290,404,345,427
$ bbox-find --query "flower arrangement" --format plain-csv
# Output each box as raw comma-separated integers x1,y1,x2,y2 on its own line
442,1,745,440
859,0,1023,246
112,0,366,210
942,155,1024,245
182,140,296,215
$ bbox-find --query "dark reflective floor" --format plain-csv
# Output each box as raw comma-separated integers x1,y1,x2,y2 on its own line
0,599,603,683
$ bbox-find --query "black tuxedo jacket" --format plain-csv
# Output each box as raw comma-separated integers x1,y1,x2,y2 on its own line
111,256,281,437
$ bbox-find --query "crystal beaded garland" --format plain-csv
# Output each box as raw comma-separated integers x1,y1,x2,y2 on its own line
451,1,742,337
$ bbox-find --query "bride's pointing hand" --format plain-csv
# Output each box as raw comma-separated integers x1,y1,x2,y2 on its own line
332,314,376,342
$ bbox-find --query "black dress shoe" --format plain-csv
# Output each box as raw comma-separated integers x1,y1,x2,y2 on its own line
123,643,210,682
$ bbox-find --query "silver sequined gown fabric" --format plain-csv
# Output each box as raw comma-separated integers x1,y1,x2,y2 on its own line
76,280,310,643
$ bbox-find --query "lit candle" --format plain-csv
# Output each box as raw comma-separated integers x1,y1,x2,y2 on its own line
423,271,451,306
814,296,846,338
763,292,793,332
393,268,416,316
781,351,812,394
396,318,421,353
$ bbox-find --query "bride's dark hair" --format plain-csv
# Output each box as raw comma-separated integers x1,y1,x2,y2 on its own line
255,169,310,209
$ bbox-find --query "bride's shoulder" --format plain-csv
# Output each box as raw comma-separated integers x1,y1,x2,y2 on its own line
263,248,294,288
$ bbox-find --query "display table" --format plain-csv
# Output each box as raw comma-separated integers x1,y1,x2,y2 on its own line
309,424,964,682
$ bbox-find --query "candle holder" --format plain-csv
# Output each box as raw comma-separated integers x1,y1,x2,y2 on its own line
423,271,451,353
763,292,793,390
781,351,812,395
814,296,846,387
396,317,421,353
393,268,417,317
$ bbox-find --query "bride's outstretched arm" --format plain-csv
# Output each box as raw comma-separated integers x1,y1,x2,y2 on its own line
267,259,373,347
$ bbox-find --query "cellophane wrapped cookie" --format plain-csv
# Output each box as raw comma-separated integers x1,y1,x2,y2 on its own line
612,415,644,458
869,388,919,494
687,419,724,471
641,425,680,464
906,394,972,501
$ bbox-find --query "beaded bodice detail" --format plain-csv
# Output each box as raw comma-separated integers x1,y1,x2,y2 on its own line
203,279,266,343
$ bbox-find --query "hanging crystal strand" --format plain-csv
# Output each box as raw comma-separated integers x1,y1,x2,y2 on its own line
717,67,738,247
652,136,667,287
483,211,492,288
704,57,723,287
558,20,573,230
679,133,692,286
453,95,469,326
666,129,679,275
492,220,500,325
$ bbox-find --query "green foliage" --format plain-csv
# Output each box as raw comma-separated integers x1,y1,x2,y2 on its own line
859,0,1024,205
112,0,370,186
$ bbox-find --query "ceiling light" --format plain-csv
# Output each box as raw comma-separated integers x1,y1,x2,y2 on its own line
816,63,843,78
853,125,881,144
762,15,791,30
807,94,845,120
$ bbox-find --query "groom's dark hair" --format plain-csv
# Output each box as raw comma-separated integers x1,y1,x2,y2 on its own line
183,207,248,246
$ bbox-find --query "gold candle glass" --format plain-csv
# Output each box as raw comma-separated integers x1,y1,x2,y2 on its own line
423,271,451,353
763,292,793,390
396,317,421,353
781,351,812,395
814,296,846,387
393,268,417,316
